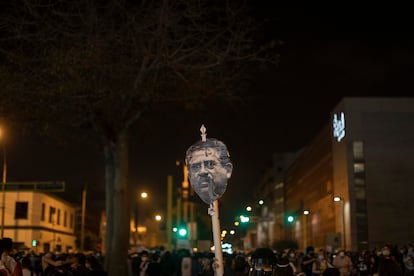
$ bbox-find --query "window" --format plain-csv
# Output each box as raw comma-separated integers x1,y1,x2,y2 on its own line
49,207,56,223
354,187,366,200
57,209,61,225
353,141,364,160
15,202,28,219
64,211,67,227
41,203,45,221
354,163,365,173
354,177,365,186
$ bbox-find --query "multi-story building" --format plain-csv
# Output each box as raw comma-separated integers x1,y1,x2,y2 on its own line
253,152,297,249
258,97,414,252
0,189,77,253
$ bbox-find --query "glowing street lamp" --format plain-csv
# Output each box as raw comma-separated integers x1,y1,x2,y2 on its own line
134,191,149,245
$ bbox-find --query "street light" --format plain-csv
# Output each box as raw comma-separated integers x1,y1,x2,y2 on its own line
240,215,250,223
303,210,310,249
0,128,7,238
135,191,149,246
334,196,346,250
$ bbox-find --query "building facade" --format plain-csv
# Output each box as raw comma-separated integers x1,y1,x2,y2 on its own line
1,190,77,253
260,97,414,252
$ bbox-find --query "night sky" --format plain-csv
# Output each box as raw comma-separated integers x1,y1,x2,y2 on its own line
4,3,414,232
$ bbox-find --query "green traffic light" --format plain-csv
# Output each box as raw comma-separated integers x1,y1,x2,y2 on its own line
178,228,187,237
240,215,250,223
287,215,295,223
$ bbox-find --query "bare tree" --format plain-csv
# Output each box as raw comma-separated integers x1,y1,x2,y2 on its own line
0,1,278,275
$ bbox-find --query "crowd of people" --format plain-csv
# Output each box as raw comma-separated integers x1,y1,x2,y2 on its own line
127,243,414,276
1,237,414,276
0,237,106,276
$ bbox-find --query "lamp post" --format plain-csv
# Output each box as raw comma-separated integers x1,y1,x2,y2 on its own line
334,196,346,250
134,191,148,246
0,128,6,238
303,210,310,249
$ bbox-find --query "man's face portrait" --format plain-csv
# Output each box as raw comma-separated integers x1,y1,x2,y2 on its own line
186,139,232,204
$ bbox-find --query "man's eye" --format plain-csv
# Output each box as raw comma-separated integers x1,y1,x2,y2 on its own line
190,164,201,171
204,161,216,169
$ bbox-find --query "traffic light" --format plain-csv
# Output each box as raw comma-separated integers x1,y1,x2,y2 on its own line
31,239,37,247
286,215,296,224
176,224,188,239
240,215,250,223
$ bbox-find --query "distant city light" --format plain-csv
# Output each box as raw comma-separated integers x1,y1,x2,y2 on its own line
240,215,250,223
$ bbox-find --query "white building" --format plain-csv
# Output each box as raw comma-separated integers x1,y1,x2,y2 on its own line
0,190,77,253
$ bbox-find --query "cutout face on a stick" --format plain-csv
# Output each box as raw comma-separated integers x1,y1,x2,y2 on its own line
185,125,233,204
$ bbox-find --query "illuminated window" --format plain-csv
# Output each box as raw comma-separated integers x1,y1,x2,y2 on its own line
354,163,365,173
274,182,284,189
353,141,364,160
355,178,365,186
354,187,366,199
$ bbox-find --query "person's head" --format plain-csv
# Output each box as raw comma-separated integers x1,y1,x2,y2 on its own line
306,246,315,256
1,238,13,252
140,250,149,262
318,249,325,259
21,256,31,268
250,248,276,274
185,138,233,204
382,245,391,257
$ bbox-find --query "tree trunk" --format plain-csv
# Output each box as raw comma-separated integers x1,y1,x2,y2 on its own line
103,130,130,276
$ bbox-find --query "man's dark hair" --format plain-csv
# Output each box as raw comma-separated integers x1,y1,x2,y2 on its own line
251,247,277,266
1,237,13,251
185,138,231,167
306,246,315,254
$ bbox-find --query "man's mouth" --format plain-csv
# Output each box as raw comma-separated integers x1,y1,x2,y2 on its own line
199,179,211,189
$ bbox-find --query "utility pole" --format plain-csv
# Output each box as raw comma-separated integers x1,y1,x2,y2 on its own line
1,145,6,238
81,185,87,251
167,176,173,251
